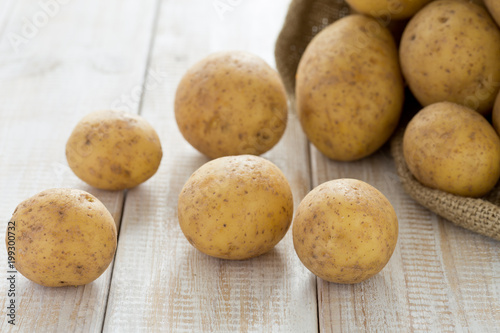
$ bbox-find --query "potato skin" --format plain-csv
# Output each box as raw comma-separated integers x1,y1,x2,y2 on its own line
175,51,288,159
293,179,398,284
66,110,162,190
6,189,117,287
493,92,500,135
296,15,404,161
484,0,500,27
346,0,432,20
178,155,293,260
400,0,500,115
403,102,500,197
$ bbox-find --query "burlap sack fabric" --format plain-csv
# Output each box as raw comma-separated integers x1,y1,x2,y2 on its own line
275,0,500,241
391,129,500,241
275,0,351,94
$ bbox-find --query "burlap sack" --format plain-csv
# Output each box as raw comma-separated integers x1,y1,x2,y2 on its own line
275,0,350,94
275,0,500,241
392,129,500,241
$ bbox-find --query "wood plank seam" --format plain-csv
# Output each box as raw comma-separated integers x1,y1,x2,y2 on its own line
100,0,163,330
135,0,163,117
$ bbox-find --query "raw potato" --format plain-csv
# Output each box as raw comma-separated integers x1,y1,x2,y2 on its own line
293,179,398,284
403,102,500,197
400,0,500,115
6,189,117,287
493,92,500,134
178,155,293,260
66,110,162,190
175,51,288,159
346,0,432,20
296,15,404,161
484,0,500,27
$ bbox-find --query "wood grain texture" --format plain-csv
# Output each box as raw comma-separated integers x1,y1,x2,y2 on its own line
0,0,159,331
1,1,499,332
312,144,500,332
103,1,317,332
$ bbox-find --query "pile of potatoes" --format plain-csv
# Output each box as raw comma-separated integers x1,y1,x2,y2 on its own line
296,0,500,196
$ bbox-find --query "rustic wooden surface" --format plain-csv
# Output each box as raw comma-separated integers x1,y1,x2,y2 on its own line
1,0,499,332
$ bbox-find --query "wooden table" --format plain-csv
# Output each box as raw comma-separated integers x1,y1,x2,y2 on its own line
1,1,499,332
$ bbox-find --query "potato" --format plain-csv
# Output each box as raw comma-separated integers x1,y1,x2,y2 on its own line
296,15,404,161
6,189,117,287
66,110,162,190
345,0,432,20
484,0,500,27
400,0,500,115
493,92,500,134
178,155,293,260
293,179,398,284
403,102,500,197
175,51,288,159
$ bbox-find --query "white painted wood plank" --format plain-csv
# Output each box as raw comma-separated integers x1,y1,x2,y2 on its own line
0,0,159,331
104,1,318,332
312,144,500,332
4,1,495,331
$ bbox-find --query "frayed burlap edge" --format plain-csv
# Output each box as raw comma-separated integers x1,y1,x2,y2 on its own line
391,128,500,241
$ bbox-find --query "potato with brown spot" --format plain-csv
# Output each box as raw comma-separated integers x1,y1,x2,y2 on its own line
5,188,117,287
177,155,293,260
296,15,404,161
346,0,432,20
292,179,398,284
400,0,500,115
403,102,500,197
174,51,288,159
66,110,162,190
